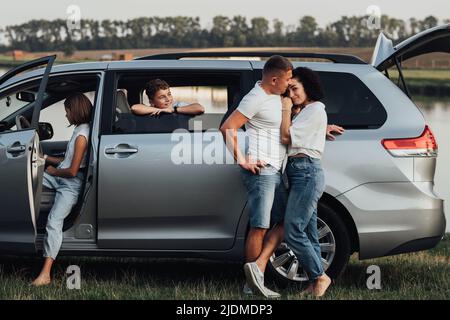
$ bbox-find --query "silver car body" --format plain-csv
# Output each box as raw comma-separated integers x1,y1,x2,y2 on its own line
0,27,447,268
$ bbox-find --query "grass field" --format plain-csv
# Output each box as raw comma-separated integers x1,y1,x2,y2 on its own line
389,69,450,88
0,234,448,300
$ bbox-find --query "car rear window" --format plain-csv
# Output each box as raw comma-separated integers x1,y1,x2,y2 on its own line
319,71,387,129
253,70,387,129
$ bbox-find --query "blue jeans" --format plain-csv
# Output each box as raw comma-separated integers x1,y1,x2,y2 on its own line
240,165,287,229
284,157,326,281
42,172,83,259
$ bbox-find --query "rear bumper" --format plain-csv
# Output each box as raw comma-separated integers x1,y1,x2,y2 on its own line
336,181,446,259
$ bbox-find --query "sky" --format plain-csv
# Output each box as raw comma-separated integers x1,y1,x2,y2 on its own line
2,0,449,28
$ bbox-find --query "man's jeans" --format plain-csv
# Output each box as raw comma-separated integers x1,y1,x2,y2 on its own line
284,156,326,281
240,165,287,229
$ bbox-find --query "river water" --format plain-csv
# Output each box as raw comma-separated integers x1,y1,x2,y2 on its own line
0,68,449,231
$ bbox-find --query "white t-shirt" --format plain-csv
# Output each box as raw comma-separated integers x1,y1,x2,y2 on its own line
58,123,90,170
288,101,327,159
237,82,286,171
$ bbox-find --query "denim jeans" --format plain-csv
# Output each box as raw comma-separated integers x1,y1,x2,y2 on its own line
240,165,287,229
42,172,83,259
284,156,326,281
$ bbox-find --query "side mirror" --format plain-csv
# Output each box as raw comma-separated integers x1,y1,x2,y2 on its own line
38,122,53,141
16,91,35,103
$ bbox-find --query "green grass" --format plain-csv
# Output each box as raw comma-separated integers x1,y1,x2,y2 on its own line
389,69,450,88
0,235,449,300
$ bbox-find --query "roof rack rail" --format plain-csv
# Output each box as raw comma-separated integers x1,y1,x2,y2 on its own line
134,51,366,64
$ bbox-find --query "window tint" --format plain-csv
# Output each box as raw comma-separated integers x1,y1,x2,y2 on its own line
253,69,387,129
320,72,387,129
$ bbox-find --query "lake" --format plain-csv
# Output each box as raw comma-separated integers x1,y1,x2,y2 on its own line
0,68,449,231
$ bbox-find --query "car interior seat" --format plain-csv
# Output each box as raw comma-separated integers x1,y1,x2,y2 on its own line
116,90,131,114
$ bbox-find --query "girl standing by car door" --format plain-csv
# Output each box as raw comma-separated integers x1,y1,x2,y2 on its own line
32,93,92,286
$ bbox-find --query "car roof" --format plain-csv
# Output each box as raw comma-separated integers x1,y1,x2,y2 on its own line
0,58,378,91
0,61,108,90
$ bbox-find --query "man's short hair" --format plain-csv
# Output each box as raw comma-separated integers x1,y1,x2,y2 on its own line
145,79,170,100
262,55,293,76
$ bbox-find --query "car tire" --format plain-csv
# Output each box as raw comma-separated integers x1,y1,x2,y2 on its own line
267,201,351,287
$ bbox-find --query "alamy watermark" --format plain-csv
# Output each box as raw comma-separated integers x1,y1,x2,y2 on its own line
365,5,382,30
66,265,81,290
168,121,285,165
366,265,382,290
66,5,81,33
364,5,396,39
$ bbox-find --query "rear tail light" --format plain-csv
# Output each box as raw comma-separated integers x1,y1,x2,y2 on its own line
382,125,438,157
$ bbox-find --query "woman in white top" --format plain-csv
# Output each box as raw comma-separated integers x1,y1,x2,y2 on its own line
32,93,92,286
278,67,332,296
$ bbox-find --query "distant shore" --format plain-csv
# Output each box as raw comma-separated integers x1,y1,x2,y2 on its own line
1,48,449,96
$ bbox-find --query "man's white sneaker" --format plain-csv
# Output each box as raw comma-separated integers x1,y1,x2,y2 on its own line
264,286,281,299
244,262,280,299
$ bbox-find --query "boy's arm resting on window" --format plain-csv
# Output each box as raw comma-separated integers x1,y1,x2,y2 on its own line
177,103,204,116
46,135,88,178
130,104,162,116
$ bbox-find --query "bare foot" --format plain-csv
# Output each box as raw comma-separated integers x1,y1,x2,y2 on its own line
313,274,331,297
31,274,51,286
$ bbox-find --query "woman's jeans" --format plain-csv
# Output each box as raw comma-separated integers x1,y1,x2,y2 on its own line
42,172,83,260
284,156,326,281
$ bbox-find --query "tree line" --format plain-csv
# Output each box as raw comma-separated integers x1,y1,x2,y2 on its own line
0,15,448,55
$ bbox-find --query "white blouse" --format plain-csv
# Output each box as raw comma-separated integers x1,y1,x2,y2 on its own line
288,101,327,159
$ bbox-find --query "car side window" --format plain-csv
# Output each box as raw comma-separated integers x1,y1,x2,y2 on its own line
112,73,239,135
39,91,96,141
141,86,228,131
253,69,387,129
319,72,387,129
0,87,36,131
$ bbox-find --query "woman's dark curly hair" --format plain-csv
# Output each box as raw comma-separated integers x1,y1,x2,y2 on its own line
292,67,325,102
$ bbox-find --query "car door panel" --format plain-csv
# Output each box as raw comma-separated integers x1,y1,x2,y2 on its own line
0,130,43,252
98,132,248,250
0,55,55,253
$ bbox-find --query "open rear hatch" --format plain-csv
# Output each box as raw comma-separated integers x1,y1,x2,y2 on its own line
371,24,450,96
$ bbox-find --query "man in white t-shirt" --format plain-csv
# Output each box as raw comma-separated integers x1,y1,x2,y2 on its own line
220,55,293,298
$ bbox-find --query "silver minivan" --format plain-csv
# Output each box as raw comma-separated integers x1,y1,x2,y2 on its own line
0,25,447,285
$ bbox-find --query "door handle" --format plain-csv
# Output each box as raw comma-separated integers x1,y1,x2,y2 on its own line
7,144,26,154
105,147,138,155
